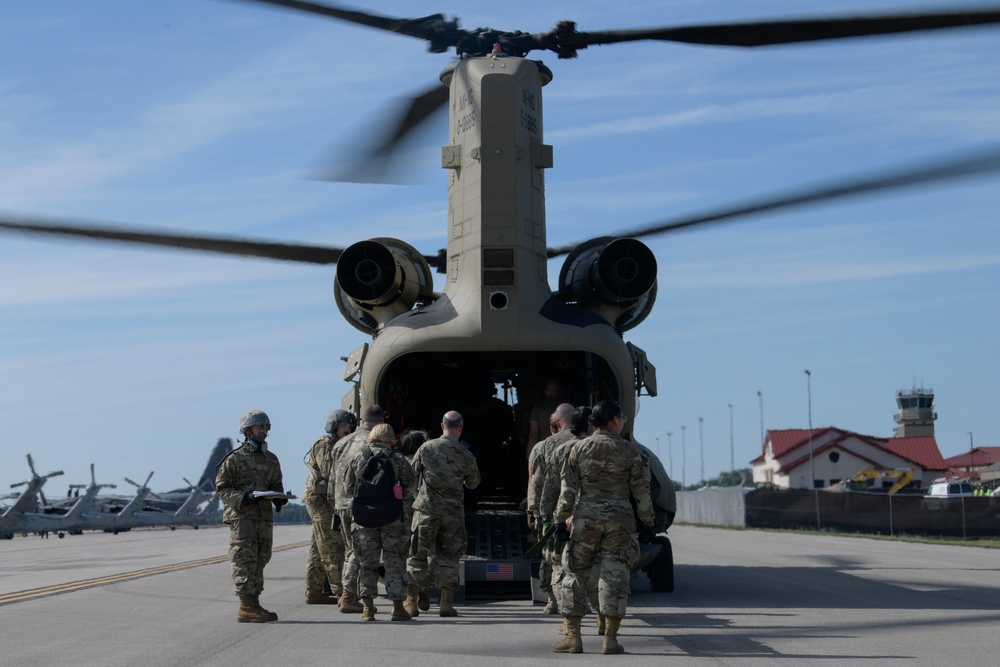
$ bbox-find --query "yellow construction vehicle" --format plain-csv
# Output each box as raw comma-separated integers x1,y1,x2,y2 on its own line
849,468,915,495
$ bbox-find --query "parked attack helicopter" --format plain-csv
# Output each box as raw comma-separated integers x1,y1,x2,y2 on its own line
1,463,116,539
1,455,64,539
2,2,1000,587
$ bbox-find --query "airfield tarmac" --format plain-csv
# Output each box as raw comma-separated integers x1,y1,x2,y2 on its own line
2,523,998,666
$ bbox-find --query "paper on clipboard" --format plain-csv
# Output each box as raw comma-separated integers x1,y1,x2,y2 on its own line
252,491,297,500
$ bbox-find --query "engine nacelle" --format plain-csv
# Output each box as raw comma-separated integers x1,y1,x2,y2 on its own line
557,237,657,332
334,238,437,333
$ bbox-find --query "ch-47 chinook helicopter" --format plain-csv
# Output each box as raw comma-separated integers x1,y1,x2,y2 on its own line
2,2,1000,591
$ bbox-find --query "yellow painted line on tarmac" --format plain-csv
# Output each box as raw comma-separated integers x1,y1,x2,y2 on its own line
0,540,310,606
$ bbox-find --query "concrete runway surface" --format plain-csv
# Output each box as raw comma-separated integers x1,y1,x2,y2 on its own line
2,523,998,666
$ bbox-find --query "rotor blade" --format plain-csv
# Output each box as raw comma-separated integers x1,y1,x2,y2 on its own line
0,215,345,265
309,83,450,183
567,9,1000,50
547,148,1000,258
237,0,453,43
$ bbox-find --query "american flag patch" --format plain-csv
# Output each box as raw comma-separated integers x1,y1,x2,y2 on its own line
485,562,513,580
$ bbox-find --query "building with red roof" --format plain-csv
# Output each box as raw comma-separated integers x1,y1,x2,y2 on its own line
751,428,948,490
751,388,950,490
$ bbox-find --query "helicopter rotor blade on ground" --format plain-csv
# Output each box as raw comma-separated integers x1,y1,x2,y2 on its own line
547,148,1000,258
0,215,346,265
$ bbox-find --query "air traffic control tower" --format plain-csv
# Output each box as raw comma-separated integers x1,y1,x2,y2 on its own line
894,387,937,437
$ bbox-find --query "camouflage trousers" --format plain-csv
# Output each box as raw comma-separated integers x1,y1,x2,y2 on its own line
353,518,410,601
546,536,598,612
337,509,359,595
406,509,466,591
557,515,638,619
305,500,345,596
227,518,273,597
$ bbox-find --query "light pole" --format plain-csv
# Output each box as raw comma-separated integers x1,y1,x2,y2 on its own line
728,403,735,479
968,432,975,481
805,369,820,528
667,431,674,479
698,417,705,486
757,390,764,447
681,425,687,488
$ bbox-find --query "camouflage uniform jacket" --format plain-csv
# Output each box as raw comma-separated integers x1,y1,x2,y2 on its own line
411,435,481,516
303,434,336,511
343,442,416,524
216,443,283,524
538,432,582,522
554,429,653,531
527,425,577,520
329,426,371,511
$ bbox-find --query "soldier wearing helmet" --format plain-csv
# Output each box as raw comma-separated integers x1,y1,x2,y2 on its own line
216,409,286,623
303,409,357,605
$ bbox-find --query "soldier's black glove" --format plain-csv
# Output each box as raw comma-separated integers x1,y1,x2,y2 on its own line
242,490,258,506
555,524,570,541
273,497,287,512
637,523,657,543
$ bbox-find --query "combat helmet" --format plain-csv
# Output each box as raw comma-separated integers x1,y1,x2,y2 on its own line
239,410,271,434
325,409,357,434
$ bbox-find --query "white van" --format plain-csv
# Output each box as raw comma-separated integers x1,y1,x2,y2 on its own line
926,481,975,498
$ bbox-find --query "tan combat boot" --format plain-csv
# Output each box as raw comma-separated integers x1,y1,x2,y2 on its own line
597,611,606,636
391,599,413,621
438,588,458,617
403,585,421,617
339,590,364,614
237,595,270,623
306,590,337,605
361,596,377,621
551,615,583,653
542,591,559,614
418,585,430,611
602,617,624,655
253,595,278,621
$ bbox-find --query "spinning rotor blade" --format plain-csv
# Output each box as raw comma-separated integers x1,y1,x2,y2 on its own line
555,9,1000,53
548,149,1000,258
309,84,450,184
0,215,345,265
240,0,457,47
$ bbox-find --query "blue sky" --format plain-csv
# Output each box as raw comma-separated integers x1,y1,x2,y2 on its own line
1,1,998,497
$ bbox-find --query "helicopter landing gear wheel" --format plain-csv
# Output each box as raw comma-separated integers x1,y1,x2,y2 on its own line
647,535,674,593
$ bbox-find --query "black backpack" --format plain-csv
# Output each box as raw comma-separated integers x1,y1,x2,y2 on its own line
351,446,402,528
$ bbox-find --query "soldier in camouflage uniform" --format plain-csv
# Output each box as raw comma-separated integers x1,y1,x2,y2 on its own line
303,409,356,605
527,403,578,614
553,400,655,655
329,404,385,613
216,409,287,623
344,424,416,621
405,410,481,617
539,406,598,635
